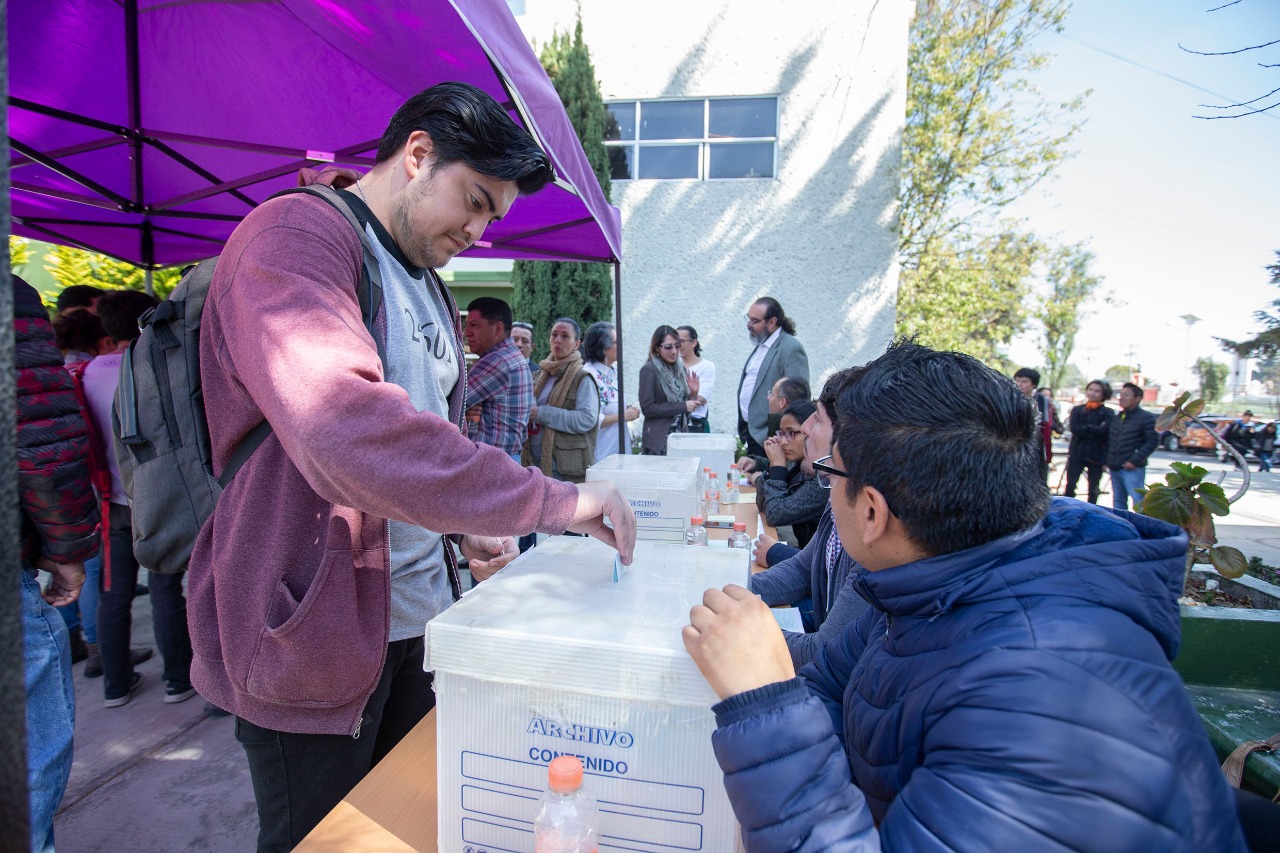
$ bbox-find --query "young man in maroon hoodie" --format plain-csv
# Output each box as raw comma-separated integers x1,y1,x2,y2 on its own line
191,82,635,849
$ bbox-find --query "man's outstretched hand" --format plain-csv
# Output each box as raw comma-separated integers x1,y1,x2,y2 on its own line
569,481,637,565
683,584,795,700
460,535,519,582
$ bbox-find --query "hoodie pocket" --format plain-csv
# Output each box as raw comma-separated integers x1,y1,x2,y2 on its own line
244,548,386,707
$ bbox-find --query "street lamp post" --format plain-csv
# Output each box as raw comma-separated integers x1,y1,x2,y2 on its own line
1179,314,1201,392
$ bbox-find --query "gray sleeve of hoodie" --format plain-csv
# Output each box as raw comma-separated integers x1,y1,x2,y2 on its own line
782,568,870,669
750,535,820,606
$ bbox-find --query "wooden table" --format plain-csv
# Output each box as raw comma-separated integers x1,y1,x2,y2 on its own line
298,496,774,851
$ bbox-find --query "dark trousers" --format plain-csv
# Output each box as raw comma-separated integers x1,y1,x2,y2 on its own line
1063,456,1105,503
737,415,765,459
236,636,435,852
99,502,192,699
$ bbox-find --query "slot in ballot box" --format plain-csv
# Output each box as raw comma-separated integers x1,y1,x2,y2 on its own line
586,454,700,542
665,433,737,482
425,537,745,853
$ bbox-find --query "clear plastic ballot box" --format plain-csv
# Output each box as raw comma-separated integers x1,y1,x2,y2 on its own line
665,433,737,482
425,536,747,852
585,454,700,542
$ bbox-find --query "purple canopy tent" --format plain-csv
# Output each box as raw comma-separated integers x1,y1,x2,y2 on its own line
9,0,631,452
9,0,620,266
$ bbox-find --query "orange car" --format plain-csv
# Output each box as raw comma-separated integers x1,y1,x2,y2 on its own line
1178,417,1225,454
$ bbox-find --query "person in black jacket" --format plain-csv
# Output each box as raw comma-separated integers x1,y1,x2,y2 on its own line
1105,382,1159,511
1063,379,1115,504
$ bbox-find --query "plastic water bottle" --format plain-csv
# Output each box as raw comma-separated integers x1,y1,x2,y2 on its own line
685,516,708,547
724,464,741,504
534,755,599,853
705,474,721,516
727,521,752,580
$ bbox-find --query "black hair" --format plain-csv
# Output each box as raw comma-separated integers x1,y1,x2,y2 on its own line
376,81,554,196
1013,367,1041,386
582,322,616,364
782,399,816,425
55,284,105,314
776,376,811,406
648,324,680,358
53,309,108,354
754,297,796,335
552,317,581,341
676,325,702,357
1121,382,1143,399
834,340,1049,557
466,297,512,334
97,290,159,342
819,367,860,425
1086,379,1113,401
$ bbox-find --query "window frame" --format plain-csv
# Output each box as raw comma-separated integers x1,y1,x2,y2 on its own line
605,96,780,182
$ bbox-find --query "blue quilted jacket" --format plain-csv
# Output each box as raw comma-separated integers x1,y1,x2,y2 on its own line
711,499,1246,851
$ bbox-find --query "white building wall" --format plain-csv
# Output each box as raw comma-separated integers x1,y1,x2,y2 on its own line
515,0,912,434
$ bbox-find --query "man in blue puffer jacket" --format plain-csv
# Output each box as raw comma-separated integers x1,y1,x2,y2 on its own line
683,341,1245,852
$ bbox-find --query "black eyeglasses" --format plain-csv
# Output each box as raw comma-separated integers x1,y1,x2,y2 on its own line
811,455,847,490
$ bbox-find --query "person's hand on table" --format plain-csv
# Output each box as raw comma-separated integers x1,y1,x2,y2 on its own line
460,535,519,581
737,457,756,474
683,585,795,700
570,480,637,565
753,533,777,568
37,556,85,606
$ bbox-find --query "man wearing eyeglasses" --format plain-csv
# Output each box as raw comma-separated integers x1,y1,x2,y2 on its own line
684,341,1243,851
737,297,809,459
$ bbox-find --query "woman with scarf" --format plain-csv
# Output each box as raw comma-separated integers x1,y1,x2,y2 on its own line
1064,379,1115,504
638,325,701,455
522,318,601,483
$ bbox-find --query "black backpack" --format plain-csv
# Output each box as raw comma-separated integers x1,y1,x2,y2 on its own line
113,185,383,574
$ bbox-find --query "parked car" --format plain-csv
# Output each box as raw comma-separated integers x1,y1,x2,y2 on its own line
1157,429,1180,452
1179,417,1226,454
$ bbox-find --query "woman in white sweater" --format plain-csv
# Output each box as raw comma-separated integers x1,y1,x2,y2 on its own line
677,325,713,432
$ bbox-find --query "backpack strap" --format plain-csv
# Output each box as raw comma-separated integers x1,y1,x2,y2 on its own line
216,184,386,486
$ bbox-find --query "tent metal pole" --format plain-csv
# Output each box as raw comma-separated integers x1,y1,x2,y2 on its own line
613,261,626,455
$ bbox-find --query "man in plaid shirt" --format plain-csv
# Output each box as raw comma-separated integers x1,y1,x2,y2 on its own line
464,297,533,459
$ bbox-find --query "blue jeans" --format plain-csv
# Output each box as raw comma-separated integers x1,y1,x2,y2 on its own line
22,570,76,853
56,553,101,643
1111,467,1147,511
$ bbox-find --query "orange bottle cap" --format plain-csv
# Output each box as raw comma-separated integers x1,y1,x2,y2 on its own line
733,522,746,532
690,516,704,525
547,755,583,792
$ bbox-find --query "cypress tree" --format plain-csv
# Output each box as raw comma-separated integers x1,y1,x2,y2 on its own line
511,15,614,361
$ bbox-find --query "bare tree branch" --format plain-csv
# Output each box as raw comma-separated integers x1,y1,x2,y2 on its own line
1206,0,1242,12
1178,38,1280,56
1194,100,1280,119
1197,84,1280,109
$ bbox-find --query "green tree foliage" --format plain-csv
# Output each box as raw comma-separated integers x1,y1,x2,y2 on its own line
510,15,613,361
896,0,1086,363
1104,364,1136,384
1218,250,1280,358
43,244,182,305
1036,244,1102,390
9,236,33,274
1193,357,1229,405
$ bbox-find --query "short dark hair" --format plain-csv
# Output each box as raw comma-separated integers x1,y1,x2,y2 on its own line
1086,379,1113,401
53,309,108,354
97,290,159,342
754,297,796,335
782,398,816,425
551,317,581,341
376,82,554,196
648,324,680,358
1013,367,1041,386
834,340,1049,557
582,322,615,364
776,376,810,405
676,325,701,357
819,367,860,425
466,297,512,334
56,284,105,314
1122,382,1143,399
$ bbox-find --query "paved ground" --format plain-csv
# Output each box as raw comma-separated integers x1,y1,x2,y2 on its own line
50,447,1280,852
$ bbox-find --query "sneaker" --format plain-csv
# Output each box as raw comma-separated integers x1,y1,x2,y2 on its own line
164,682,197,704
85,646,153,679
104,672,143,708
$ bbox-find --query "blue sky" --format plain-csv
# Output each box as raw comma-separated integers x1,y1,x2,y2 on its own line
1005,0,1280,390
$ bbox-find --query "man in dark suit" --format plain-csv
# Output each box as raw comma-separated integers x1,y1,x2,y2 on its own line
737,297,809,458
